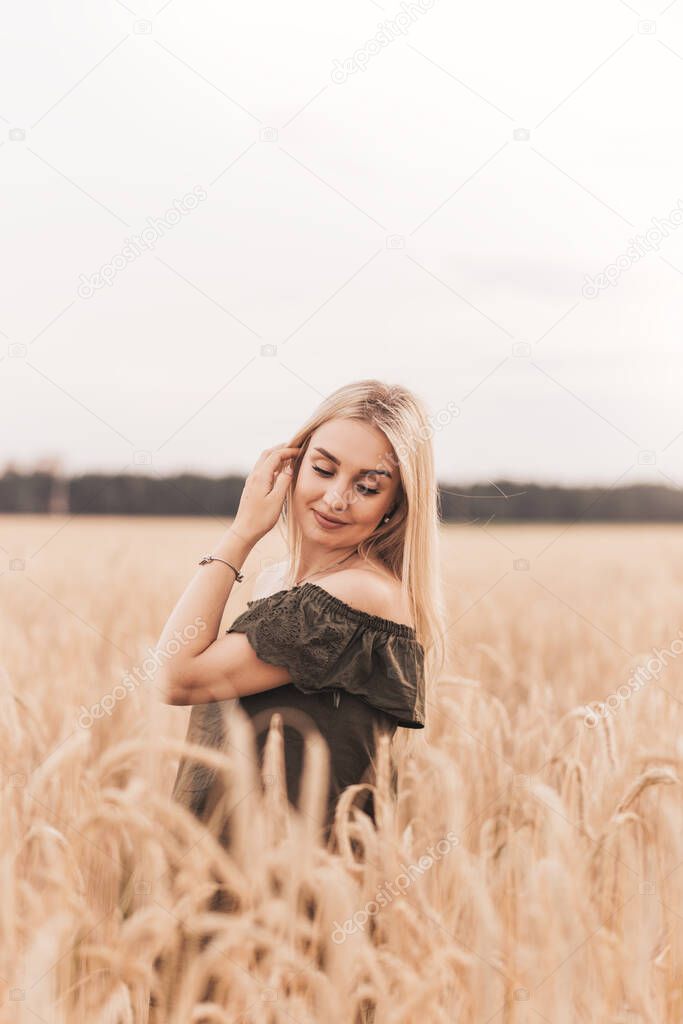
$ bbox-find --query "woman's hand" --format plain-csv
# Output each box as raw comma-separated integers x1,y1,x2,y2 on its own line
231,444,301,544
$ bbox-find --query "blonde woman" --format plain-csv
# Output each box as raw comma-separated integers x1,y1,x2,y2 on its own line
158,379,447,843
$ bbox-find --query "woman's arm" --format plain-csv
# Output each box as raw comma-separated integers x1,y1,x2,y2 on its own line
163,631,293,705
155,524,252,702
155,442,300,704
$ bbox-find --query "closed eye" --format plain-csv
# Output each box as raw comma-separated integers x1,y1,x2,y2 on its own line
312,464,380,495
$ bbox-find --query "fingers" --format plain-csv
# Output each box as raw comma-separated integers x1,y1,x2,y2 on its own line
262,446,301,464
273,458,296,494
254,445,300,478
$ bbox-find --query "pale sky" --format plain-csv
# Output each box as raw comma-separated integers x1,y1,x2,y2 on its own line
2,0,683,487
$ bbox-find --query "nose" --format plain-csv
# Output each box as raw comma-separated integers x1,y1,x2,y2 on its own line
324,485,349,514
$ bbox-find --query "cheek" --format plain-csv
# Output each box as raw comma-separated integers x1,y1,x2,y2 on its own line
353,499,384,525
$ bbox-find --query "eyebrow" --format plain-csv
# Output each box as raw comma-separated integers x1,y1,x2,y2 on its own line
312,446,393,478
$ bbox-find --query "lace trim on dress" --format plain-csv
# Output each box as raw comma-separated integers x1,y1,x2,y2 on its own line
247,582,420,641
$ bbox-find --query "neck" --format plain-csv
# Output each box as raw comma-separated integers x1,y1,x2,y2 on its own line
295,537,360,582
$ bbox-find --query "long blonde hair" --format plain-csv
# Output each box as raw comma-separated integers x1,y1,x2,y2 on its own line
277,379,448,722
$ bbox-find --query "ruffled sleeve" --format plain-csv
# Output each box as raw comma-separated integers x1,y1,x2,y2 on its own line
226,582,425,728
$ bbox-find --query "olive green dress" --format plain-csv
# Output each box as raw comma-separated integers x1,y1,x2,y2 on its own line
171,581,425,842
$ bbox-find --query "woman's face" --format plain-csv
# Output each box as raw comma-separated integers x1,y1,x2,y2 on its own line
291,418,401,550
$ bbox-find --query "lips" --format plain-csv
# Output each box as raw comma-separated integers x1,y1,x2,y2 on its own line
313,509,347,526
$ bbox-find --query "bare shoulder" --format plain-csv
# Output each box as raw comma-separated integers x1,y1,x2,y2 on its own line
313,566,415,629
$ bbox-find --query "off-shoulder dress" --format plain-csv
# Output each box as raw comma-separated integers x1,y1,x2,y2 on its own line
170,576,425,840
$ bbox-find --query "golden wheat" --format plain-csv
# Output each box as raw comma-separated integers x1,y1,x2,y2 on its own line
2,516,683,1022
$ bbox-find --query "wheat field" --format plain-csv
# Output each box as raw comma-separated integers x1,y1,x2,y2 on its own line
2,514,682,1023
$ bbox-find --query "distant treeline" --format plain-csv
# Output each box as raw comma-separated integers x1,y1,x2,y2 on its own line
0,470,681,521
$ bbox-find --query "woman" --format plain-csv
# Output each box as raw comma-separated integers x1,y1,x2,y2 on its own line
157,379,447,844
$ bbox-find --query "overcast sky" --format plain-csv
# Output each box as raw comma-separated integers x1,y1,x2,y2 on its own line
2,0,683,487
